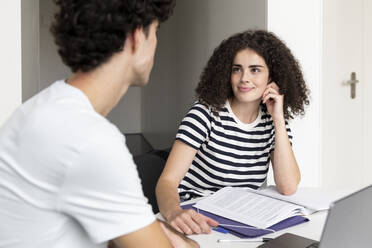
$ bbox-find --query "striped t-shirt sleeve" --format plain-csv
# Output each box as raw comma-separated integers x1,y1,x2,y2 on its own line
176,103,212,150
269,120,293,153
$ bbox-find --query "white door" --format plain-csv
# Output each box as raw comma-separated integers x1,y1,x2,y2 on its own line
322,0,372,191
363,0,372,186
267,0,372,190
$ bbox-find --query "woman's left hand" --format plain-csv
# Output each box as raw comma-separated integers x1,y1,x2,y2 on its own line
262,82,284,121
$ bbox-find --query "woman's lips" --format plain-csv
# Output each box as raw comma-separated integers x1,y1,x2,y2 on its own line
238,86,254,93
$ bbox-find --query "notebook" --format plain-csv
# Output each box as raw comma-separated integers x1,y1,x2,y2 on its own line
181,203,309,238
193,187,320,229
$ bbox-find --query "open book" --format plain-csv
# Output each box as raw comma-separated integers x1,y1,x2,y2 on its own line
193,186,335,229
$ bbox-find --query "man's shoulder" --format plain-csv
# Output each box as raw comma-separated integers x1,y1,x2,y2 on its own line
20,81,123,150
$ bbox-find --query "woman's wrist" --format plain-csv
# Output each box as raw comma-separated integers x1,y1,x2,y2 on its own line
165,205,183,221
272,115,285,126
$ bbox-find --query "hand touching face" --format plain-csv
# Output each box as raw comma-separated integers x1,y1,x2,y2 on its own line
262,82,284,121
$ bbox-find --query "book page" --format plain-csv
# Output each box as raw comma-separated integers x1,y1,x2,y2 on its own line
245,186,349,211
194,187,306,229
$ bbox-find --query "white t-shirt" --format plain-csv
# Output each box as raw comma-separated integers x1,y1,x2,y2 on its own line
0,80,155,248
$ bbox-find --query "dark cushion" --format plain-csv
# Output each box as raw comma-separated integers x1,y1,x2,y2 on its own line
133,152,167,213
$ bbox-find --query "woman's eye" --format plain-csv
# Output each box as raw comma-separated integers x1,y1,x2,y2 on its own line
251,68,260,73
232,67,241,72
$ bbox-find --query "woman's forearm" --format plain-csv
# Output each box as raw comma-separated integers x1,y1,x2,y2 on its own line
272,118,301,195
156,141,198,219
156,178,183,220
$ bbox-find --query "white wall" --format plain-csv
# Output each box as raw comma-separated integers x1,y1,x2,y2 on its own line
0,1,22,126
143,0,267,149
267,0,322,187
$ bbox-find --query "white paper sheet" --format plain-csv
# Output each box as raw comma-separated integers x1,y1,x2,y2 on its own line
245,186,343,211
194,187,309,229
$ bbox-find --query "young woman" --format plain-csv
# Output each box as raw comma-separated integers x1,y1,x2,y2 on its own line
156,30,310,235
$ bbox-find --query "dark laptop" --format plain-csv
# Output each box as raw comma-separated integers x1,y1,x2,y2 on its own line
258,185,372,248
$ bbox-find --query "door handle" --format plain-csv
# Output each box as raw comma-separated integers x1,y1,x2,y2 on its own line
345,72,359,99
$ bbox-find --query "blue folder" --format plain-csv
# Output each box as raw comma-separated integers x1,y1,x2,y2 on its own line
181,204,309,238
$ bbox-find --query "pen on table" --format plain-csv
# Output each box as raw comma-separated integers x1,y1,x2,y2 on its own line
217,238,273,243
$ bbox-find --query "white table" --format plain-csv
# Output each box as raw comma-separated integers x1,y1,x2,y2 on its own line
187,211,327,248
157,189,354,248
157,200,328,248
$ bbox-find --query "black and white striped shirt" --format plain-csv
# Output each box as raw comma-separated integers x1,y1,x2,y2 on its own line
176,101,292,200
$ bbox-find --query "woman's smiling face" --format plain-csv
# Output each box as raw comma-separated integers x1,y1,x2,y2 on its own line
230,48,270,105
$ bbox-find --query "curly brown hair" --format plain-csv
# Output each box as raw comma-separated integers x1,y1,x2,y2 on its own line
51,0,176,73
196,30,310,119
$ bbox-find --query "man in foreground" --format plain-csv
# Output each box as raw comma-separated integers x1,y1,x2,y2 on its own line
0,0,197,247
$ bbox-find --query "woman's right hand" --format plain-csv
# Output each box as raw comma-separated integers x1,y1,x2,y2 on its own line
166,208,219,235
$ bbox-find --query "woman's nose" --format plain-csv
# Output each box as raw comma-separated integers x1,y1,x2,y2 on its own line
241,70,251,83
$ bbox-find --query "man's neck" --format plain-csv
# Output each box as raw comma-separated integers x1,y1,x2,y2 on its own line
66,53,133,117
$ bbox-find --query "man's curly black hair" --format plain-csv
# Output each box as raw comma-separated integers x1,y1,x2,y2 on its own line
51,0,176,73
196,30,310,120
